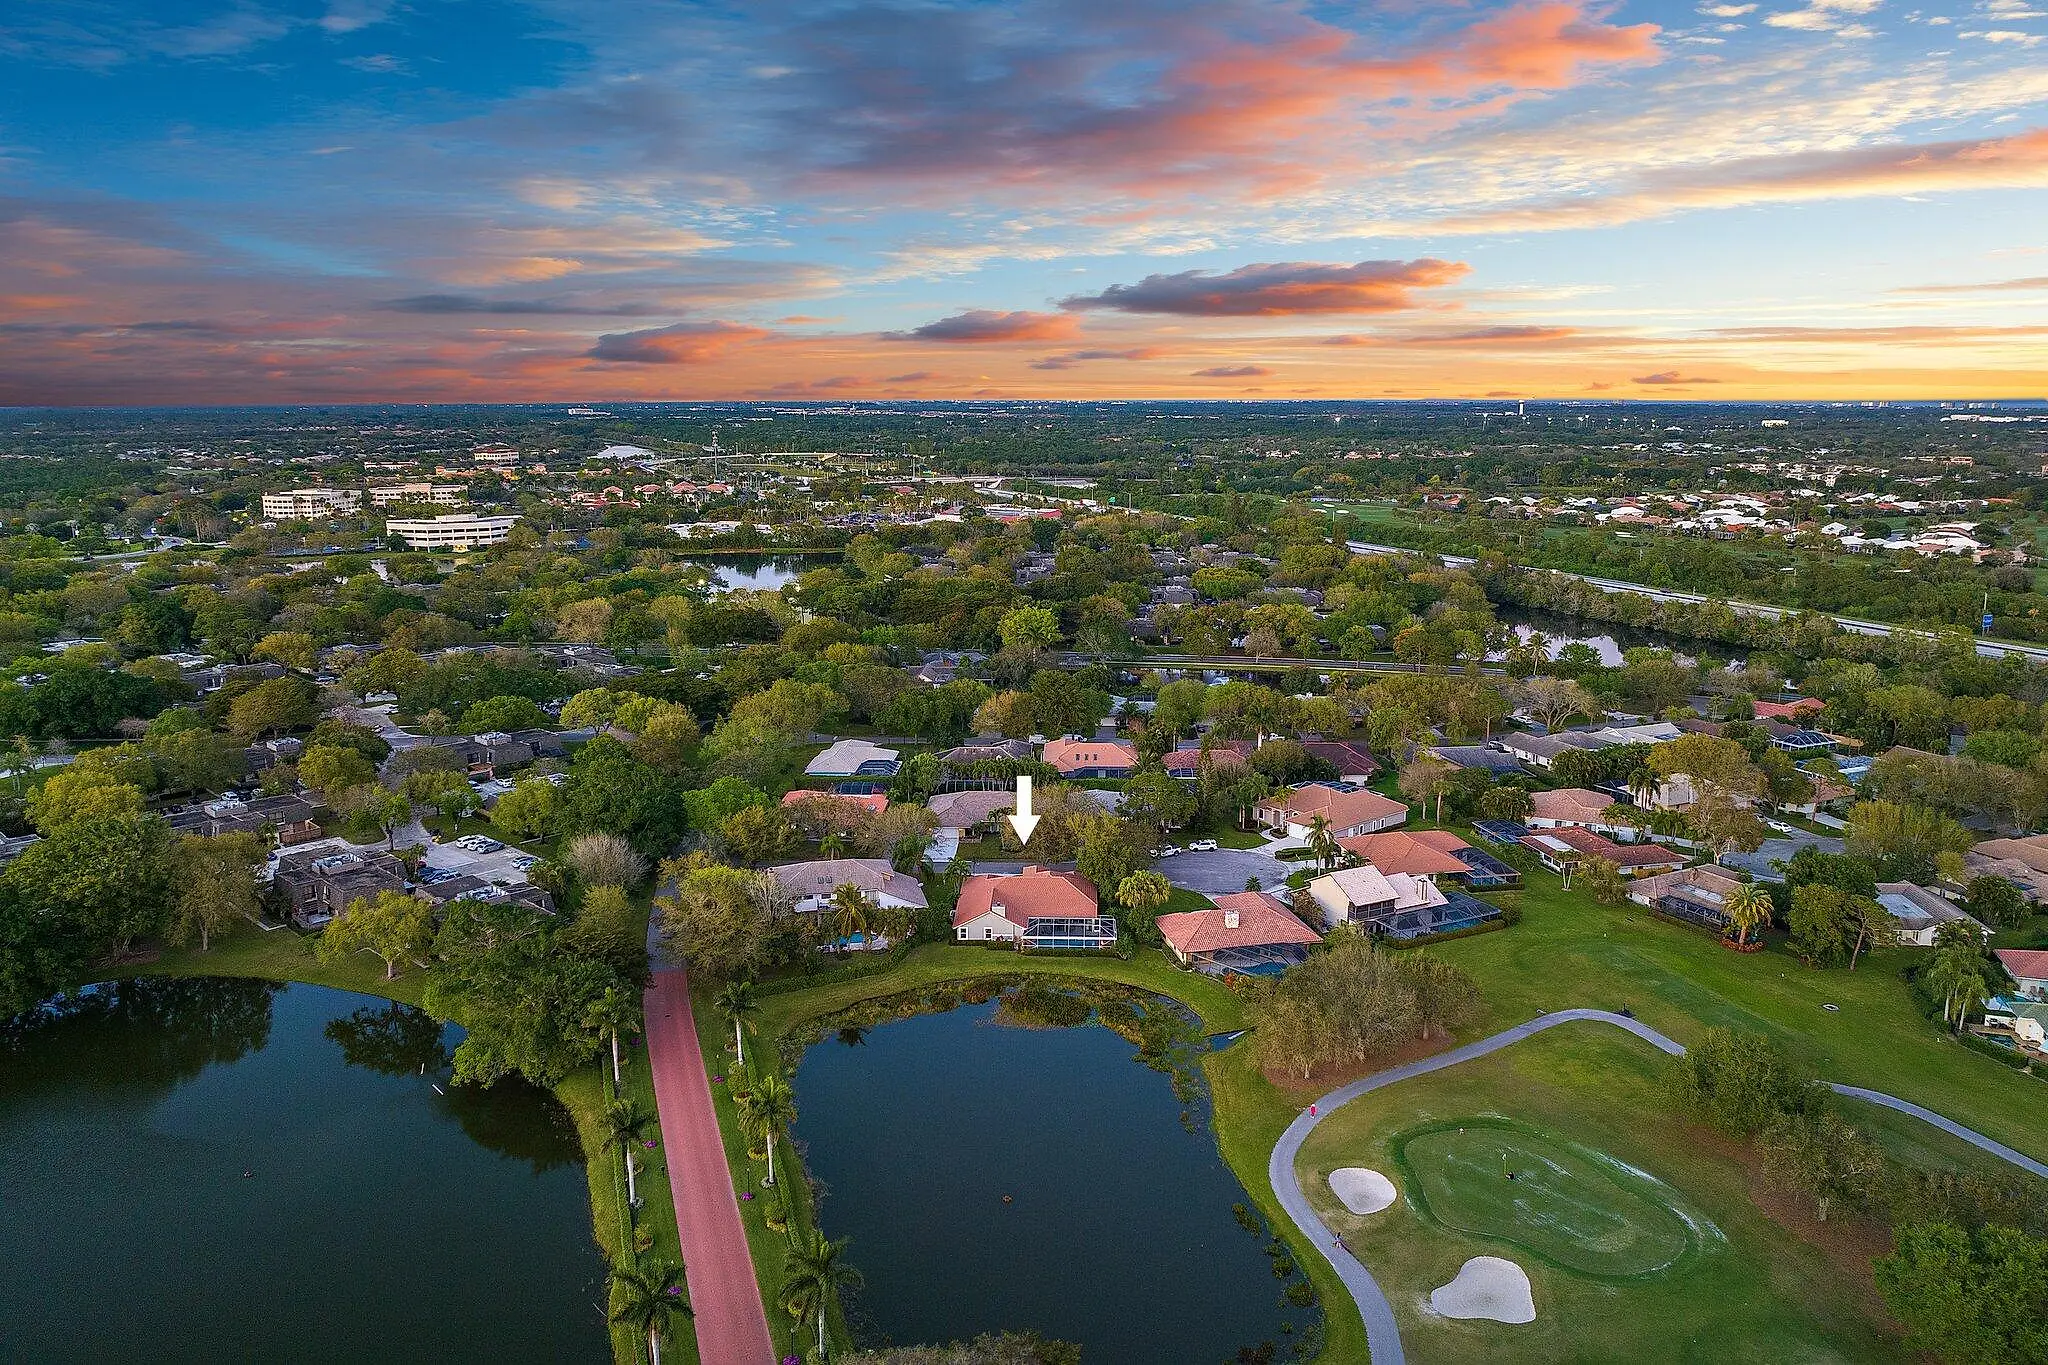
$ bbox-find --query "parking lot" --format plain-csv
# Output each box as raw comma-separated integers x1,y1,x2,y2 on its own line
1157,847,1293,896
420,833,538,887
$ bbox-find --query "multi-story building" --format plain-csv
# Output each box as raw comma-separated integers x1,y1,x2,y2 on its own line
385,513,519,549
368,483,464,508
261,488,362,519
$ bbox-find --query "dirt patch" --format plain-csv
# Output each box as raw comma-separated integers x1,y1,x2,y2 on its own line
1686,1126,1892,1314
1262,1031,1456,1097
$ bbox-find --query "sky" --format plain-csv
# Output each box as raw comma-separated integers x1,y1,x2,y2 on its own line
1,0,2044,405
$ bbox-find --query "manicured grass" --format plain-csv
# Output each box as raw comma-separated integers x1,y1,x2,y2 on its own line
1297,1023,1912,1363
715,944,1369,1365
1419,849,2048,1164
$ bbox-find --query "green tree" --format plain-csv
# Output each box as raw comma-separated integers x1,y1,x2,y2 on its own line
1580,856,1627,906
1962,874,2028,931
583,982,641,1086
828,882,873,950
783,1228,864,1362
1397,755,1456,825
25,766,144,835
1477,785,1533,822
1666,1027,1823,1137
998,605,1060,652
1305,813,1338,872
655,859,774,984
1759,1109,1884,1223
461,694,550,733
226,675,317,741
741,1070,798,1188
166,832,264,951
715,979,759,1068
600,1097,649,1206
491,776,562,840
1722,882,1775,947
319,890,433,980
251,630,319,673
608,1258,691,1365
1926,939,1993,1032
1119,768,1196,837
2,808,175,957
299,743,378,803
719,804,796,867
1874,1221,2048,1365
1844,799,1974,882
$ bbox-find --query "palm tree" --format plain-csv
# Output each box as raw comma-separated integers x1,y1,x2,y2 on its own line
1722,883,1774,947
741,1071,798,1187
1628,766,1660,810
602,1098,649,1206
714,979,758,1069
829,883,872,951
584,984,641,1087
1927,945,1992,1032
1306,814,1338,872
783,1228,863,1361
609,1257,689,1365
819,831,847,860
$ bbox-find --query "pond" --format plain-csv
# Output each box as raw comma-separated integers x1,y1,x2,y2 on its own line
1490,602,1739,668
790,985,1320,1363
689,554,823,594
0,978,609,1363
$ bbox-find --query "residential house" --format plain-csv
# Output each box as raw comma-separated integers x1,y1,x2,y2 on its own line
1753,698,1824,722
952,867,1118,950
1873,882,1989,947
1965,835,2048,902
1304,864,1499,939
1983,1000,2047,1056
1427,745,1527,776
167,793,323,845
941,738,1035,766
1255,783,1409,839
1527,788,1623,832
1995,948,2048,1000
780,789,889,825
928,789,1014,836
1041,738,1139,779
1301,740,1380,784
1161,738,1256,780
273,848,407,930
1498,731,1604,770
767,858,928,915
1158,890,1320,974
1338,829,1521,889
1627,864,1747,933
805,738,901,779
1519,827,1687,877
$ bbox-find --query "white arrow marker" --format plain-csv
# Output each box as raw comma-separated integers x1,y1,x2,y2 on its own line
1007,774,1041,845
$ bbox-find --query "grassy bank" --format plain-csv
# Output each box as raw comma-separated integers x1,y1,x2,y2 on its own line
90,922,695,1365
707,942,1368,1365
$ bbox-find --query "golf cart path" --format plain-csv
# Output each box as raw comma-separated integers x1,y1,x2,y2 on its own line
645,965,778,1365
1268,1008,2047,1365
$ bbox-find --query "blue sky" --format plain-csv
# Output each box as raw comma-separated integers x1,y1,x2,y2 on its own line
2,0,2044,403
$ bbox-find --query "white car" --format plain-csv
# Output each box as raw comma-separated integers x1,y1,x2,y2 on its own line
1187,839,1220,853
1158,845,1182,858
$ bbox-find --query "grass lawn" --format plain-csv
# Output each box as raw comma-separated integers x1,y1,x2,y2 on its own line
1405,822,2048,1165
1297,1023,1913,1363
92,918,695,1365
709,943,1370,1365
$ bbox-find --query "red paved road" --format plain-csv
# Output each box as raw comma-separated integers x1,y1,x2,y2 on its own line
644,967,777,1365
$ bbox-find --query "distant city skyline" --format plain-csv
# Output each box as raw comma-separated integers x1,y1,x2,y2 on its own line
1,0,2044,405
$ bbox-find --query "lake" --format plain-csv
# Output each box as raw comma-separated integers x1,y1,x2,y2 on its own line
790,987,1319,1363
1491,602,1738,667
692,554,819,594
0,978,609,1363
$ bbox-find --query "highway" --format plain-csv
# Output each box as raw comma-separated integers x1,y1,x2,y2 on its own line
1342,539,2048,664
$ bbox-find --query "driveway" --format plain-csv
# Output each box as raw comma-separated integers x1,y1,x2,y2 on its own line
1160,848,1291,895
1719,833,1843,881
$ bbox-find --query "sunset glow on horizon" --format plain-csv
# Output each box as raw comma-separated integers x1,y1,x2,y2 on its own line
2,0,2045,406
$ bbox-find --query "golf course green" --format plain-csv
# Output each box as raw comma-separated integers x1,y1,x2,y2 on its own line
1392,1118,1712,1280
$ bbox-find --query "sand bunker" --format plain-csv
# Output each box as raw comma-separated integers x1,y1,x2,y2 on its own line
1329,1167,1397,1216
1429,1256,1535,1324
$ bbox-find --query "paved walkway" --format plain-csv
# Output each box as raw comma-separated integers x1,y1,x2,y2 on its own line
1267,1009,2046,1365
644,967,777,1365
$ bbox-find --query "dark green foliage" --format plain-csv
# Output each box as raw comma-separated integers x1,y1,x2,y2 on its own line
424,899,625,1087
1874,1221,2048,1365
560,735,690,856
1666,1027,1827,1137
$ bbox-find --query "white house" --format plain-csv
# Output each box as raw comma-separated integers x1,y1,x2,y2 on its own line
804,738,901,778
765,858,927,915
1873,882,1989,948
1307,865,1448,933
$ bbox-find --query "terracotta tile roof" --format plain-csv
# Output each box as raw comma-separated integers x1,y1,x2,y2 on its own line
1040,738,1139,773
1996,948,2048,982
1522,825,1683,869
781,789,888,815
952,866,1099,929
1754,699,1824,721
1158,893,1320,956
1336,831,1472,878
1258,783,1408,831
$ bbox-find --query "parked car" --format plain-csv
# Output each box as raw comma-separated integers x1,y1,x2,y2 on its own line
1158,844,1182,858
1187,839,1220,852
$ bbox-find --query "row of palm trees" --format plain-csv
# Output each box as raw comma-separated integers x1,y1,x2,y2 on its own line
717,977,863,1360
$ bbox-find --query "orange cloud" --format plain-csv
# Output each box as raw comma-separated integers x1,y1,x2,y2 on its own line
1063,259,1468,315
885,309,1081,342
1633,370,1718,384
1193,364,1271,377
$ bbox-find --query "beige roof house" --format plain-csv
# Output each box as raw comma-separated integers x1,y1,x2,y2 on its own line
1255,783,1409,839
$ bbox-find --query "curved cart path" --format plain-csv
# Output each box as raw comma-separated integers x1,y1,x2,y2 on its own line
645,966,777,1365
1268,1008,2046,1365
